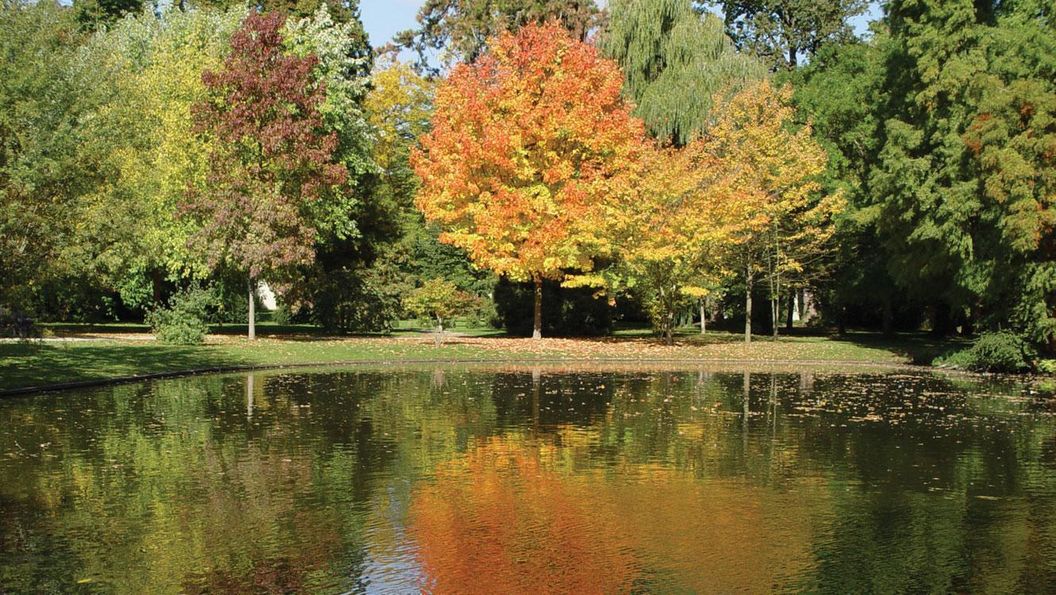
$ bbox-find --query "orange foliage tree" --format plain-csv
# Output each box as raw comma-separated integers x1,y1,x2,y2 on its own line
412,21,647,339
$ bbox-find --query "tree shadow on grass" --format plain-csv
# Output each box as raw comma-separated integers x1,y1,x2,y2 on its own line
828,331,970,365
0,342,247,391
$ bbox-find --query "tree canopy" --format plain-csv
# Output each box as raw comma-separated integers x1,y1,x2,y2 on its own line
394,0,601,73
413,21,646,338
601,0,764,145
708,0,869,69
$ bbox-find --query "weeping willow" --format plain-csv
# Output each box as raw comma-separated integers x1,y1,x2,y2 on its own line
600,0,765,145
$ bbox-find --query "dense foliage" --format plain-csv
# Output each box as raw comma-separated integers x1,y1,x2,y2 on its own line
146,287,213,345
413,22,646,338
394,0,601,73
791,0,1056,352
942,331,1037,373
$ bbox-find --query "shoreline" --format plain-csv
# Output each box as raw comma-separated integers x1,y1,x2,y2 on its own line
0,354,998,398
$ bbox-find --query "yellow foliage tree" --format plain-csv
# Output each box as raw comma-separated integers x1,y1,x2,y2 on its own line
71,8,243,305
595,143,750,344
694,80,842,342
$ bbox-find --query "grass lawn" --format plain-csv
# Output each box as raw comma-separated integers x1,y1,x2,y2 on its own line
0,323,975,393
0,338,512,393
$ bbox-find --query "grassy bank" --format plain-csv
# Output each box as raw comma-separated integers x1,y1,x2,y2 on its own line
0,327,975,393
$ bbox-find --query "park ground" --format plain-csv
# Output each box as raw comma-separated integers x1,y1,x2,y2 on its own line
0,320,1000,394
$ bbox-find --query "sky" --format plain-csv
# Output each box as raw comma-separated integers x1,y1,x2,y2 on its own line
359,0,423,49
358,1,885,50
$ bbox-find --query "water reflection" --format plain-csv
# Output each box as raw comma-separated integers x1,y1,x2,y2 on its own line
0,366,1054,592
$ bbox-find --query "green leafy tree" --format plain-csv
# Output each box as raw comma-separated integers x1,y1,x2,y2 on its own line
394,0,602,74
0,1,90,312
72,0,144,30
284,4,376,243
189,0,370,29
788,36,931,335
184,11,349,339
601,0,764,145
708,0,868,70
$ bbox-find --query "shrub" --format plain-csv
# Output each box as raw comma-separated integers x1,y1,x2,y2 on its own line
944,331,1037,373
0,307,39,339
271,304,292,326
1038,359,1056,375
311,270,401,334
146,288,212,345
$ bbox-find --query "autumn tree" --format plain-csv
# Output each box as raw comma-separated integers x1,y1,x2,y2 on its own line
393,0,601,74
184,12,348,339
593,145,732,344
700,80,839,342
413,22,646,339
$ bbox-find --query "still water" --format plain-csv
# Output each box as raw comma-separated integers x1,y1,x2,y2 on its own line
1,365,1055,593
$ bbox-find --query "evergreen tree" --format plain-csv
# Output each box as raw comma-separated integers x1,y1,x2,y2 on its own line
868,0,1055,344
72,0,144,30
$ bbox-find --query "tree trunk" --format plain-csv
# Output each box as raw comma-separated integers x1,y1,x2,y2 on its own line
247,278,256,340
771,274,780,340
771,296,779,339
931,302,953,337
745,262,753,344
882,294,894,337
786,292,795,331
151,269,164,306
434,316,443,347
532,276,542,340
700,299,707,335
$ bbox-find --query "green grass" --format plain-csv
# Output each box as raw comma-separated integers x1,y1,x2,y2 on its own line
0,339,514,393
1,326,975,393
626,326,968,365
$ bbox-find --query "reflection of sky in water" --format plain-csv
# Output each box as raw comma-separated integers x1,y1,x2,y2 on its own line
1,366,1054,592
358,481,427,594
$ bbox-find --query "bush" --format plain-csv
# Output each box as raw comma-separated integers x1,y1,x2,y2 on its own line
0,307,39,339
311,271,401,334
944,331,1037,373
146,288,212,345
1038,359,1056,375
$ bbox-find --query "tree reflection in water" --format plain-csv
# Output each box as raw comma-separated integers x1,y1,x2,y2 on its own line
0,365,1053,592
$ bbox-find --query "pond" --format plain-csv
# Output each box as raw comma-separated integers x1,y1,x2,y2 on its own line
1,365,1055,593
